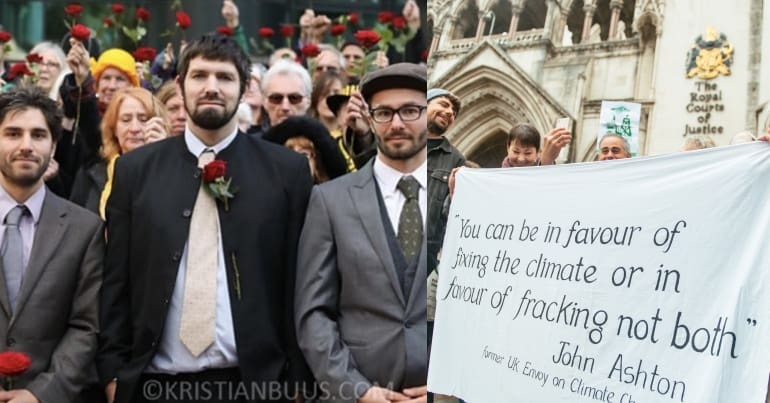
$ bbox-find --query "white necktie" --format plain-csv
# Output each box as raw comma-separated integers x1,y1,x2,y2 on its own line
179,150,218,357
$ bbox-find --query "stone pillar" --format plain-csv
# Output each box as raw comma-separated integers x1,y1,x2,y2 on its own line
543,0,558,39
430,27,442,53
508,3,523,39
581,3,597,43
609,0,624,39
475,11,487,40
445,17,459,40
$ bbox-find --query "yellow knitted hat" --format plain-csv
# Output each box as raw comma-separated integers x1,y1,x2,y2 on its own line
90,48,139,87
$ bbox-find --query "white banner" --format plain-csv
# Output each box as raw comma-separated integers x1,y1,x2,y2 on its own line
428,143,770,403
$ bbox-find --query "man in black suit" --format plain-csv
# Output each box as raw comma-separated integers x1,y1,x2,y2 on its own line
98,34,313,403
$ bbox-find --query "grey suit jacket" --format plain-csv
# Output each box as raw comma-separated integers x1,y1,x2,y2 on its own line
0,190,103,403
295,161,427,402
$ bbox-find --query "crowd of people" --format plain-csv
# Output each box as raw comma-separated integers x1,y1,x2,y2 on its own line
0,1,429,403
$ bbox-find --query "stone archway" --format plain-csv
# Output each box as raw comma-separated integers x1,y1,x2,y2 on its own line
430,40,574,166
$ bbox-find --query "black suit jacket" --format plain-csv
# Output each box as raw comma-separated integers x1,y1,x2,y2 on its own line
98,133,314,402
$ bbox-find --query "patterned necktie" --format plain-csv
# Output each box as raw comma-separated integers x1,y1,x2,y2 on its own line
397,176,423,263
3,205,26,314
179,150,217,357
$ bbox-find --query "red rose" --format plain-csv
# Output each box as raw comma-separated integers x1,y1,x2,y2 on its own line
111,3,124,14
25,53,43,64
0,352,31,377
135,7,150,22
6,62,33,80
64,3,83,18
378,11,394,24
392,16,407,30
216,26,234,37
300,44,320,58
348,12,359,25
0,31,11,43
70,24,91,41
132,47,157,63
258,27,274,38
103,18,113,28
203,160,227,183
354,30,381,50
330,24,346,36
279,24,295,38
175,11,191,30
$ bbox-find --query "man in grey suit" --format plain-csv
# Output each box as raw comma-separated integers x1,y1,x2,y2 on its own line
295,63,427,403
0,87,103,403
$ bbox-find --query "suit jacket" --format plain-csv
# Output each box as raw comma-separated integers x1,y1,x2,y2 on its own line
0,190,104,402
69,161,107,216
295,160,427,402
98,133,314,403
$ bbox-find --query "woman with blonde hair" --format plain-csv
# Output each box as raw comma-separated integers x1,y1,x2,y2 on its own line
70,87,169,218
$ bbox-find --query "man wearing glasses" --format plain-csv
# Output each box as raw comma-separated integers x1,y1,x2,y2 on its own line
256,60,312,137
312,46,345,81
295,63,427,403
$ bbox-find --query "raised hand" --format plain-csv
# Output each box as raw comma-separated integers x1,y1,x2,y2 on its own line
540,127,571,165
67,38,91,87
221,0,239,28
143,116,169,144
403,0,421,30
345,91,371,136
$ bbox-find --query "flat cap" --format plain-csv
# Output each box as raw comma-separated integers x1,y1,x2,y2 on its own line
360,63,426,103
427,88,451,102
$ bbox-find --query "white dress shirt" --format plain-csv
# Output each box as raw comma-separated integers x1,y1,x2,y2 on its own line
147,127,240,374
373,156,427,234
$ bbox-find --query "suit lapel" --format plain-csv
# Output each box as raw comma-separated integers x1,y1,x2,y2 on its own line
13,192,66,323
349,163,406,306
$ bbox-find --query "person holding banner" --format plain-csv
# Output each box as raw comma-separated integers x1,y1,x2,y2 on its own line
295,63,427,403
598,133,632,160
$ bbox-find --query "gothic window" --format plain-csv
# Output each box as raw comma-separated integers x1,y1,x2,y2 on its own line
486,0,514,35
592,0,611,41
517,0,547,31
454,0,481,39
618,0,637,39
565,0,585,44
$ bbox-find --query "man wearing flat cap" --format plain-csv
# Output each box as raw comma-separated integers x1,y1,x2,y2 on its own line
295,63,427,403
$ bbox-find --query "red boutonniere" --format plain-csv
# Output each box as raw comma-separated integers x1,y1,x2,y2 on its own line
202,160,236,211
0,351,31,390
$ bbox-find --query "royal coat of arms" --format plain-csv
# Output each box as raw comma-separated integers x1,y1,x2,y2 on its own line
685,27,733,80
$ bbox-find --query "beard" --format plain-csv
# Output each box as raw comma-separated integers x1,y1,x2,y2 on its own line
181,87,239,130
376,128,428,161
190,107,236,130
427,119,447,135
1,153,49,188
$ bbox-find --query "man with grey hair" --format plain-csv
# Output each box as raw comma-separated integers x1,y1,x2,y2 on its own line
257,59,312,137
312,45,345,81
598,133,632,160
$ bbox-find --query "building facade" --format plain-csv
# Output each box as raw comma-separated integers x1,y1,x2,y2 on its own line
427,0,769,166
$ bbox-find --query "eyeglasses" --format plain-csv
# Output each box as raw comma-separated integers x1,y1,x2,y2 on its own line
369,105,427,123
39,62,61,70
315,65,339,73
267,93,304,105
